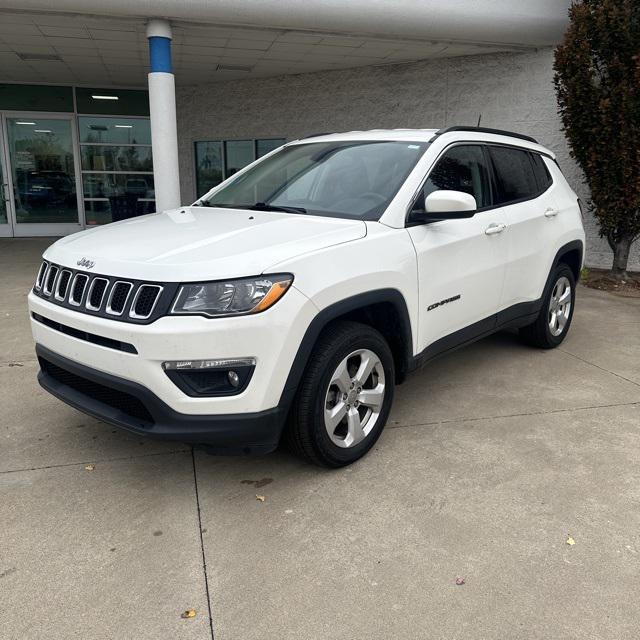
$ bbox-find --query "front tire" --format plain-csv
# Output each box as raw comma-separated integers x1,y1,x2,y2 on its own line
519,263,576,348
285,321,395,467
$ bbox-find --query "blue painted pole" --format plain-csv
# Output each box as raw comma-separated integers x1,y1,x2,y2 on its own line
146,20,181,211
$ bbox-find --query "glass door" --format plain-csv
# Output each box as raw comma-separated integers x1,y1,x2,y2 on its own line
0,124,10,237
2,114,83,237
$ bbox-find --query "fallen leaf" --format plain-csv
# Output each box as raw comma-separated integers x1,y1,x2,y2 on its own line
566,535,576,546
455,576,465,585
255,494,266,502
84,464,95,471
181,609,196,619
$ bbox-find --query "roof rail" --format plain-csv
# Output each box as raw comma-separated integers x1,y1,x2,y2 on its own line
433,126,538,144
301,132,331,139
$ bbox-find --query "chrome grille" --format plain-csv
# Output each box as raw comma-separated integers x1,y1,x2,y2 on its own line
43,265,59,296
69,274,89,306
54,270,72,301
106,281,132,316
33,261,168,324
86,278,108,311
131,285,163,319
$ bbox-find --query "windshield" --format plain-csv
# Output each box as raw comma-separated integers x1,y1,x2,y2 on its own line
199,140,428,220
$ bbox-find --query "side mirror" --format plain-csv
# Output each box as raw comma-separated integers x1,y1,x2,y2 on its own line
410,190,478,223
425,190,477,216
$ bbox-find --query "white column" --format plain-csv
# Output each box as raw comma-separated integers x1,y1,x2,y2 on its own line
146,19,181,212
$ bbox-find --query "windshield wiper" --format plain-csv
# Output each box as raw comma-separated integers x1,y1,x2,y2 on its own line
247,202,307,214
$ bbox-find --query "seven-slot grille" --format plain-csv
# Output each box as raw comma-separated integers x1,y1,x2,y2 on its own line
33,261,166,322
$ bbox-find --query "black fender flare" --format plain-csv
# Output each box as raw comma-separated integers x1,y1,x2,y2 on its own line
277,288,413,411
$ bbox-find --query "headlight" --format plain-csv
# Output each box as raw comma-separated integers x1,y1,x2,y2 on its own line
170,274,293,317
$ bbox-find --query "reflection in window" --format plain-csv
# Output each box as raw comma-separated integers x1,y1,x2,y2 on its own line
78,117,151,145
194,138,285,197
6,118,78,224
83,174,155,225
225,140,254,177
256,138,284,158
422,145,491,209
195,141,223,196
78,116,153,224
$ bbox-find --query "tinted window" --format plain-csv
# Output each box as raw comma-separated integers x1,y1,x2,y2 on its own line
530,153,553,191
415,145,491,211
489,146,539,204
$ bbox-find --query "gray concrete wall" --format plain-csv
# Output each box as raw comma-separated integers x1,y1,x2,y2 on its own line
176,48,639,271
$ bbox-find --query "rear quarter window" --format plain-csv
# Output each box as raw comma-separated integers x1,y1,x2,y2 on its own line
530,153,553,192
489,146,539,205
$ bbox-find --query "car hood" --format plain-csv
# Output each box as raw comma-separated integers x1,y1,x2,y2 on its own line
44,207,366,281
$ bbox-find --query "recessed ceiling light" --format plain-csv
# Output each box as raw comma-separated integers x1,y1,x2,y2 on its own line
34,129,52,133
114,124,133,128
16,121,36,125
91,95,119,100
17,52,62,61
216,64,252,72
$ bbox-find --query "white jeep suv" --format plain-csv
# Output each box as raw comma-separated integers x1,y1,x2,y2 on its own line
29,127,585,467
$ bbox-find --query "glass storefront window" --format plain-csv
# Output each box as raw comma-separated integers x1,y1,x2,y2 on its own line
78,115,153,225
84,198,156,226
75,88,149,117
6,118,79,224
195,141,223,196
82,173,155,199
194,138,286,197
81,146,153,172
256,138,285,158
78,117,151,145
224,140,254,177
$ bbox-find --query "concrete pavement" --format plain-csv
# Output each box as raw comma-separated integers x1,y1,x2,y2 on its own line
1,239,639,639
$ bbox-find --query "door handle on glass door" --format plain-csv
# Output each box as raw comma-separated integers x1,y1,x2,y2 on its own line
485,223,506,235
544,207,559,218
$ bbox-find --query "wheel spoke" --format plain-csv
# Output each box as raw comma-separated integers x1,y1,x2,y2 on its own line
557,311,567,331
325,402,347,431
346,408,366,445
558,287,571,304
357,384,384,411
331,359,351,393
354,353,377,386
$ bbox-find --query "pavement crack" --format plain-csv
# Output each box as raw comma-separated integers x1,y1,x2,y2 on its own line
191,448,215,640
388,400,640,430
0,448,190,475
558,347,640,388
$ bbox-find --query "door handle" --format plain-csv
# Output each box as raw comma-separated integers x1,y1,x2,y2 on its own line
544,207,559,218
485,222,506,235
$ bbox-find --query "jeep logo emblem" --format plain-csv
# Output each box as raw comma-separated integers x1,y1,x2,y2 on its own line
77,257,95,269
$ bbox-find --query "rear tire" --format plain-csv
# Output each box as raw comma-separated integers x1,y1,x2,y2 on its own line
285,321,395,467
519,263,576,348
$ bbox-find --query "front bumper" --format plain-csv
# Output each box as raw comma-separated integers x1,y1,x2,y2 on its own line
28,286,316,415
37,344,286,454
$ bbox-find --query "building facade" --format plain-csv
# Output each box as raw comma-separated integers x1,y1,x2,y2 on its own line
0,1,637,270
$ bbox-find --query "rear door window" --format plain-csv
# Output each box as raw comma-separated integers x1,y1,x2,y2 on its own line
489,146,539,205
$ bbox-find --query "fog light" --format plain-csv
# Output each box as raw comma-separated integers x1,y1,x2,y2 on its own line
162,358,256,397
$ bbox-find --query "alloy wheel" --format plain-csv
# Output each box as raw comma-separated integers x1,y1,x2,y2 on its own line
323,349,386,448
548,275,572,337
